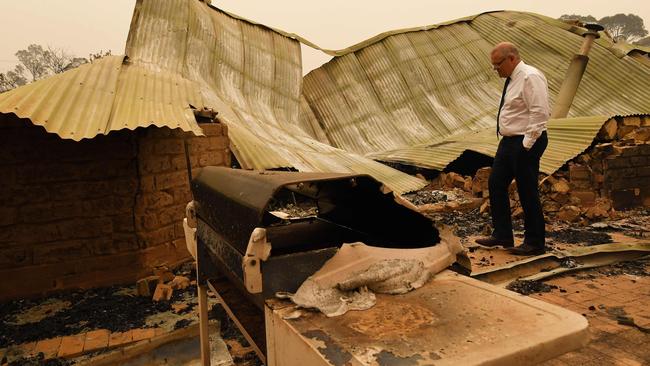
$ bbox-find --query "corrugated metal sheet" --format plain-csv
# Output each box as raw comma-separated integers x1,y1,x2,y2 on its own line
2,2,648,194
368,116,611,175
0,55,205,140
120,0,427,193
299,11,650,170
0,0,425,193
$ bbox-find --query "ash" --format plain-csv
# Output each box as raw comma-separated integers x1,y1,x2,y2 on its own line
547,228,613,245
403,190,458,205
506,280,557,295
427,208,491,238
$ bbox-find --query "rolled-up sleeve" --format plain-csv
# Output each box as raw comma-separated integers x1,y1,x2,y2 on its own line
522,74,550,149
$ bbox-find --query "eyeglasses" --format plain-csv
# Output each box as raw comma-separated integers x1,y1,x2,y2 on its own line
492,58,507,70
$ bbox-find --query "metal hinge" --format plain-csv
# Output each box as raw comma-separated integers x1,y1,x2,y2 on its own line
243,228,272,294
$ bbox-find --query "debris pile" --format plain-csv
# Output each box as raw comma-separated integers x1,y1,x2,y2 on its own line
409,116,650,231
406,172,485,213
0,263,201,365
135,265,193,302
267,190,319,219
540,116,650,222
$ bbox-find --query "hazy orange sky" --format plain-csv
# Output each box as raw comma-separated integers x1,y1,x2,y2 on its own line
1,0,648,74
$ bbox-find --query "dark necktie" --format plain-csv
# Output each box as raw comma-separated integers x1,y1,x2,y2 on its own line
496,77,511,138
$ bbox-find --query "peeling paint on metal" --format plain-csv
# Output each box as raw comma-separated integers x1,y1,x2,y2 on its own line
302,329,353,366
375,350,423,366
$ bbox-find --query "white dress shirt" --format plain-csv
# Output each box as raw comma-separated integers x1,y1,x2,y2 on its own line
498,61,550,149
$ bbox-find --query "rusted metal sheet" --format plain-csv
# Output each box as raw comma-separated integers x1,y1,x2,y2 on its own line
472,241,650,286
265,270,589,366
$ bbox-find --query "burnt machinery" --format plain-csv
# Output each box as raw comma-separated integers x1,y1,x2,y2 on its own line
186,167,443,361
185,167,588,366
190,167,442,306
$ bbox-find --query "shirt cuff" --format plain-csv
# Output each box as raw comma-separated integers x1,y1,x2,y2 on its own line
522,136,535,150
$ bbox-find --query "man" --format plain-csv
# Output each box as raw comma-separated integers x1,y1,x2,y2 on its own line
475,42,549,256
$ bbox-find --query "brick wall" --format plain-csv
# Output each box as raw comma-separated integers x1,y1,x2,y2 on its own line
0,116,229,301
135,123,230,250
603,144,650,210
566,115,650,211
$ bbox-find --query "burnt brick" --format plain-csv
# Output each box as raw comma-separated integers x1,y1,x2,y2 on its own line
87,237,120,255
139,175,156,192
138,191,174,211
155,171,189,190
112,178,138,197
154,139,184,155
140,225,176,247
18,223,62,244
57,218,113,239
199,151,225,167
611,189,642,210
33,240,92,265
82,197,116,216
608,176,650,190
170,186,192,204
140,155,172,174
630,156,648,167
52,181,112,201
637,166,650,177
52,201,84,220
0,207,17,226
200,123,223,136
140,213,160,231
604,157,631,169
173,221,185,240
188,138,210,154
0,116,229,301
636,144,650,154
113,234,139,252
207,136,230,150
170,155,194,171
157,204,185,227
113,196,135,214
113,215,135,233
0,247,32,268
7,185,50,206
569,164,591,181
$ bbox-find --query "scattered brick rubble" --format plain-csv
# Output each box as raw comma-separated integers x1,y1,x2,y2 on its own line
0,263,199,365
405,116,650,239
0,260,260,366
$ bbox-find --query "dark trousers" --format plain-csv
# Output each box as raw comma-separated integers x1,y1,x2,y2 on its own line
488,131,548,247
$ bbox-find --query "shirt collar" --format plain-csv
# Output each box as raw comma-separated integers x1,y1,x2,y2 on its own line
511,60,525,79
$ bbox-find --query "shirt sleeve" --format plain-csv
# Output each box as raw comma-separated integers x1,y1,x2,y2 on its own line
521,73,549,149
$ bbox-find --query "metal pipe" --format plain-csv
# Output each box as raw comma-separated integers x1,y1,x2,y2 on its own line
550,23,604,119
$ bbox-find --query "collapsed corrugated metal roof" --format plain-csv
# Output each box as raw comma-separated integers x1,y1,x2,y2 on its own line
0,0,426,193
298,11,650,173
0,55,205,139
1,2,648,193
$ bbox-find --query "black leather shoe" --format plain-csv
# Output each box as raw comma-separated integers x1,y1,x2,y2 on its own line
507,244,545,256
475,237,514,248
